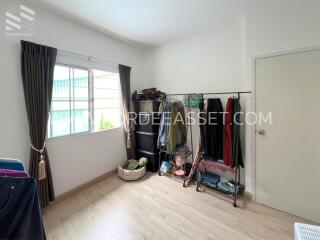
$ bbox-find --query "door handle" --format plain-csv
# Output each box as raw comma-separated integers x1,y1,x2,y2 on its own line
257,129,266,135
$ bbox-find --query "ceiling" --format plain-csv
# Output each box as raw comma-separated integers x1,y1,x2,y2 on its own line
30,0,247,49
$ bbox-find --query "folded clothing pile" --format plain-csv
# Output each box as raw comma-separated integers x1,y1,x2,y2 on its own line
0,158,26,172
201,172,220,188
201,172,239,194
218,178,239,194
0,158,46,240
132,88,166,101
0,168,29,178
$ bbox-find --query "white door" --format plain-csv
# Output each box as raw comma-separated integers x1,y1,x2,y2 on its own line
255,49,320,223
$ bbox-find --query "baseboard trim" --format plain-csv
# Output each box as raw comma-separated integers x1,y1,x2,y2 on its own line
244,191,253,201
50,169,117,206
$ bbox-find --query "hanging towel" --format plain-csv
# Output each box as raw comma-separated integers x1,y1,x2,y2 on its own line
206,98,224,161
223,98,234,166
232,98,244,168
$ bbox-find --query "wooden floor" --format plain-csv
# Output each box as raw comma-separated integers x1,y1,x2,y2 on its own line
43,173,309,240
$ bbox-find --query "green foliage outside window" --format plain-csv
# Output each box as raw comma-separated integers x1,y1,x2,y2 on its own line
99,114,115,130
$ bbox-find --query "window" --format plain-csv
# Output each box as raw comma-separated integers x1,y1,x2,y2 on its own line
48,64,121,138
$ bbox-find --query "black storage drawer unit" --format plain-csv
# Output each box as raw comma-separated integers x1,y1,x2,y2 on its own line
133,99,160,173
135,131,158,152
135,113,161,133
136,149,159,173
135,100,161,113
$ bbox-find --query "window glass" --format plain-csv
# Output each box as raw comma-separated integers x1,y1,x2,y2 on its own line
71,68,89,134
93,70,121,132
50,65,71,138
48,65,121,138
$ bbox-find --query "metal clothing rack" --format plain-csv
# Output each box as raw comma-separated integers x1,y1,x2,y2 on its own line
158,97,194,178
164,91,252,207
166,91,251,97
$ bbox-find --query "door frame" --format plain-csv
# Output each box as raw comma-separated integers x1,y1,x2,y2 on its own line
252,45,320,201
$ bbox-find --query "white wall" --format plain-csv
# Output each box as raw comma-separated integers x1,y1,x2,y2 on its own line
0,0,146,196
244,0,320,196
245,0,320,59
145,0,320,195
145,16,250,188
145,16,245,93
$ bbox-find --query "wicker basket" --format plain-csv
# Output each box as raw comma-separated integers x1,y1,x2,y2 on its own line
118,161,146,181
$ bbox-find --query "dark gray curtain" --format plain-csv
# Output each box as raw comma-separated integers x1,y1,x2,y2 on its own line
21,40,56,208
119,64,136,159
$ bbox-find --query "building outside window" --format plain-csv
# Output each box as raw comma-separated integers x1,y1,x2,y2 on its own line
48,64,121,138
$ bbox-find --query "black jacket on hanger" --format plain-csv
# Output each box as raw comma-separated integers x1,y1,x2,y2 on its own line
205,98,224,161
232,98,244,168
199,99,206,153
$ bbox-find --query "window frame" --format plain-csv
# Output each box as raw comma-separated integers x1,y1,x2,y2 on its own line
48,62,122,140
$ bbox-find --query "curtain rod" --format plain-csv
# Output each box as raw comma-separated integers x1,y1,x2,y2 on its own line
21,40,129,67
166,91,252,96
58,48,127,67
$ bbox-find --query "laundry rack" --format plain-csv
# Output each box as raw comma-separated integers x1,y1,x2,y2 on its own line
163,91,251,207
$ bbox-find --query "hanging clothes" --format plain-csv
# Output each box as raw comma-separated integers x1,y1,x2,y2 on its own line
157,102,171,148
223,98,235,166
167,102,187,154
205,98,224,161
186,93,203,109
199,99,207,153
232,98,244,168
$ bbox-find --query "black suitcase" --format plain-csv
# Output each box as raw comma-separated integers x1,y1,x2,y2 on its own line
136,149,159,173
135,131,158,152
